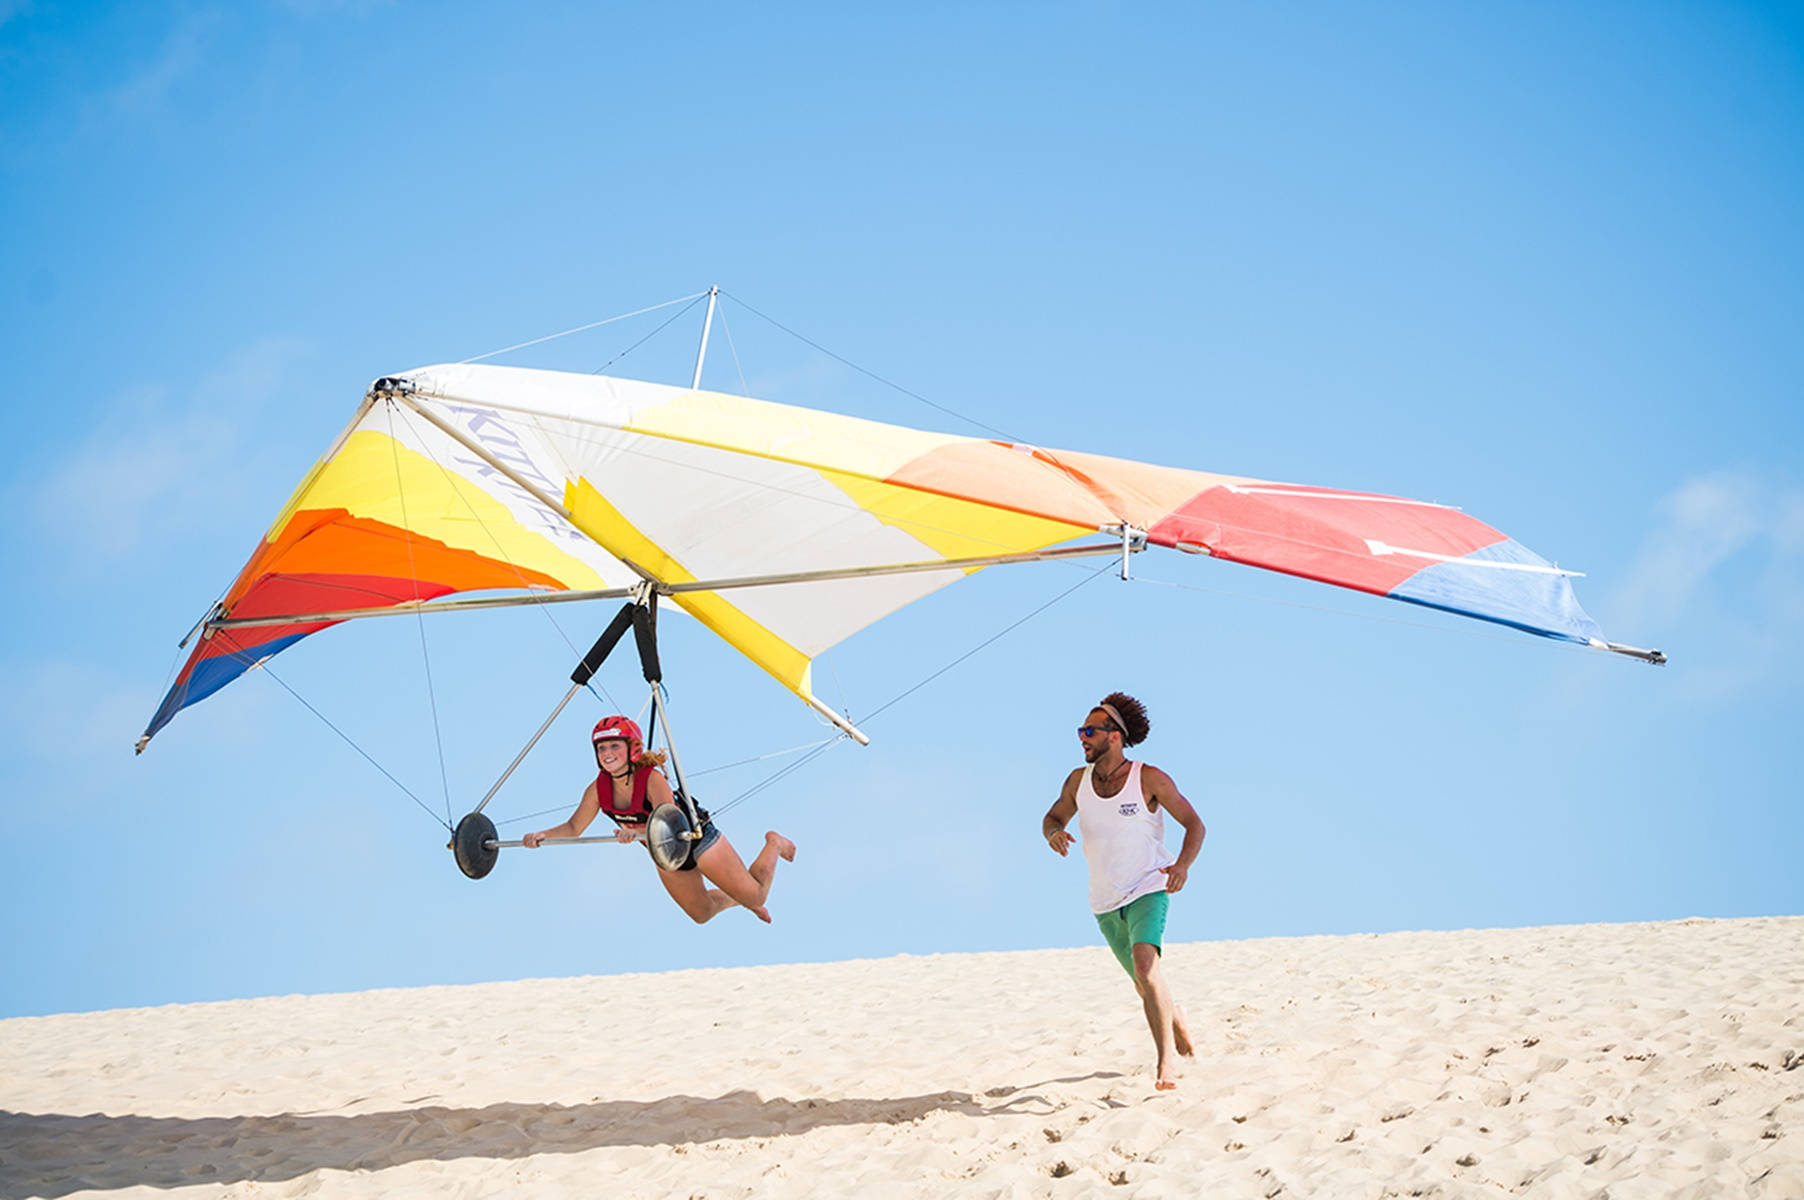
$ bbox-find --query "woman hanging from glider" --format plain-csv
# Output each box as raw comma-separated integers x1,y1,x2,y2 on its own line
523,716,797,923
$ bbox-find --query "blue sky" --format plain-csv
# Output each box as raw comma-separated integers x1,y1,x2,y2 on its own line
2,2,1799,1018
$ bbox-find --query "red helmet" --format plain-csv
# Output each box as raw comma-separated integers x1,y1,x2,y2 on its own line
591,715,644,762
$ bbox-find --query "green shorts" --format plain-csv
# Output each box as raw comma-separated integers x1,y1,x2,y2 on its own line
1095,889,1169,979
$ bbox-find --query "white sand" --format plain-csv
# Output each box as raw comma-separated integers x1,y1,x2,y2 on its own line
3,916,1801,1199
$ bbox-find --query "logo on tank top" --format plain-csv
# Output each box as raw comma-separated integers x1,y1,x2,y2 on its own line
1118,801,1140,816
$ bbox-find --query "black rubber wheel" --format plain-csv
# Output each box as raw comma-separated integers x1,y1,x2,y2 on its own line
646,802,694,872
452,811,499,880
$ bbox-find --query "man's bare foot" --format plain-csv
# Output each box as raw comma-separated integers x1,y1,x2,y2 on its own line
1174,1005,1196,1057
767,832,796,862
1154,1052,1180,1090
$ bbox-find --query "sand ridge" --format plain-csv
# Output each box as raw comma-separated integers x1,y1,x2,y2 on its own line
2,917,1801,1198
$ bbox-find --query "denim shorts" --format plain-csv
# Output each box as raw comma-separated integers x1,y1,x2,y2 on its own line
675,818,721,871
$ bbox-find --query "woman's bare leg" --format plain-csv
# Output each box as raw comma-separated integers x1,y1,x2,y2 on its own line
656,864,737,924
694,832,795,922
746,831,796,897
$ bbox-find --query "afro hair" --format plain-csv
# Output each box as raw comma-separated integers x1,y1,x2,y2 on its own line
1098,691,1150,747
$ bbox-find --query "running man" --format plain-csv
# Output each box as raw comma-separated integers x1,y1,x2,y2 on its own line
1042,692,1206,1090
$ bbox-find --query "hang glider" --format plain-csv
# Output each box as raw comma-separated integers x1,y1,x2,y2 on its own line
138,359,1662,754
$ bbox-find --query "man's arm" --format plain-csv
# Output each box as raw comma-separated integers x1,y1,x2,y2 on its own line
1042,768,1084,856
1143,766,1204,892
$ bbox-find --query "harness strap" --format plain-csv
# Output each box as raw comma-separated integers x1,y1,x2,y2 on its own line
597,766,655,827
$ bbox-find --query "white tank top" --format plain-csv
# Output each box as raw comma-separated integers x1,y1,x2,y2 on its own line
1076,761,1175,914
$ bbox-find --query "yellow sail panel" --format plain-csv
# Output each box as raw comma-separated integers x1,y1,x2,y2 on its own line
565,477,814,696
622,388,965,483
814,466,1092,561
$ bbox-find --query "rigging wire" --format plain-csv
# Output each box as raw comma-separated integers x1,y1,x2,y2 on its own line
386,401,626,718
384,401,455,825
719,289,1118,532
494,805,580,829
593,294,709,375
716,301,751,397
460,291,711,365
491,736,839,828
705,736,845,818
148,578,240,746
825,657,851,732
691,737,841,777
153,639,195,721
708,560,1115,818
722,290,1023,441
857,560,1115,725
212,633,452,831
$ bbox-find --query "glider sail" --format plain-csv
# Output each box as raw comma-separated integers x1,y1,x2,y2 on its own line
140,363,1654,751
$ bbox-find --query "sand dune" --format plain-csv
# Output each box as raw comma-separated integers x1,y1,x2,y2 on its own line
3,916,1801,1198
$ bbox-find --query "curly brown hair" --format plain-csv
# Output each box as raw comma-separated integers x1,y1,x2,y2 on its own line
1099,691,1150,747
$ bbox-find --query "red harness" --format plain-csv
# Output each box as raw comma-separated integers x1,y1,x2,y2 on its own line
597,767,658,827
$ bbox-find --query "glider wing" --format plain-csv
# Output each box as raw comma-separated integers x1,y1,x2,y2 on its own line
141,363,1636,750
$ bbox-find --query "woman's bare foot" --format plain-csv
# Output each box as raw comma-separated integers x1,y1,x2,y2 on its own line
767,832,796,862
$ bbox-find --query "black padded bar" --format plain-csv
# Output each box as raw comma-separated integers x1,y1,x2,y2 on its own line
570,603,638,686
632,596,662,684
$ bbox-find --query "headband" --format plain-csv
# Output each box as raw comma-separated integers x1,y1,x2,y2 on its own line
1099,701,1129,742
